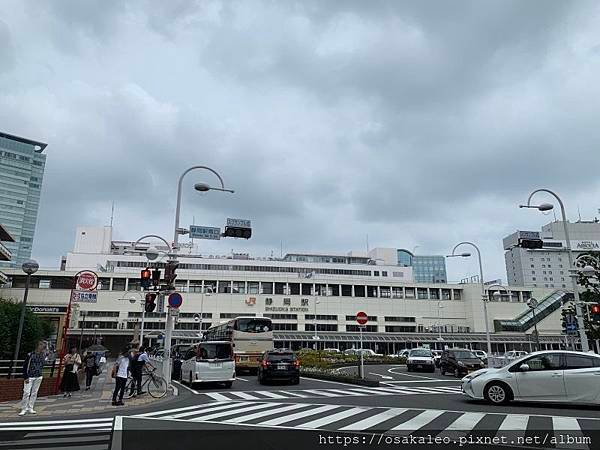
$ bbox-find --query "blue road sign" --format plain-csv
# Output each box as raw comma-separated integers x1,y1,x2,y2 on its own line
189,225,221,240
168,292,183,308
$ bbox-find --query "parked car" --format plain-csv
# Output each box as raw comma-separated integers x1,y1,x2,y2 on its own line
440,348,485,377
356,349,383,357
473,350,488,364
323,348,341,354
180,341,236,387
391,349,411,359
431,350,443,367
462,350,600,405
258,349,300,385
504,350,528,360
406,348,436,372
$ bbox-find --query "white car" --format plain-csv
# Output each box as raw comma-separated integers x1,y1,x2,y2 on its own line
503,350,528,359
462,350,600,405
406,348,436,373
323,348,341,353
180,341,236,387
391,349,411,358
473,350,488,361
356,349,383,357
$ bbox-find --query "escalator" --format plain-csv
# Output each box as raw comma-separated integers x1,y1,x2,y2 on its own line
493,290,573,332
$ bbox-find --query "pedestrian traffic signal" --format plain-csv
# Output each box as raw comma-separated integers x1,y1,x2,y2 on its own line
164,260,179,286
587,303,600,324
141,268,151,289
518,238,544,249
145,293,157,313
151,269,161,287
222,226,252,239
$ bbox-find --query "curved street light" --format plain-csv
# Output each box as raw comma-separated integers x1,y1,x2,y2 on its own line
163,166,234,386
519,188,589,352
447,242,491,356
8,259,40,378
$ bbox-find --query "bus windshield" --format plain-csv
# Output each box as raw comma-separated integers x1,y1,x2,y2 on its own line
235,318,273,333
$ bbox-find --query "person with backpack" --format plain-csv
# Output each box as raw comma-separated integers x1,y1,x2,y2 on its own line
111,348,130,406
19,341,47,416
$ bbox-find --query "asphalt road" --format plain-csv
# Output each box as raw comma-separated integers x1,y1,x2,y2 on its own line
3,365,600,450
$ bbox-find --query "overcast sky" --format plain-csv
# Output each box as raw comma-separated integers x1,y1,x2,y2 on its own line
1,0,600,282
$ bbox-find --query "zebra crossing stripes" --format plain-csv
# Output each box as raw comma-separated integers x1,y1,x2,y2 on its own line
201,385,463,401
138,399,596,449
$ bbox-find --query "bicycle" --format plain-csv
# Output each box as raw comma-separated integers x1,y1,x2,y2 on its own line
125,368,167,399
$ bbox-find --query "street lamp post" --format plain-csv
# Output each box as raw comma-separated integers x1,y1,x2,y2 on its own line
165,166,233,385
436,301,444,342
199,286,213,335
8,259,39,378
520,189,590,352
79,310,88,351
93,325,99,345
527,298,540,351
447,243,492,356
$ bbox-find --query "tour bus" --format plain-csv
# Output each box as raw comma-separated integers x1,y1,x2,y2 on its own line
204,316,274,371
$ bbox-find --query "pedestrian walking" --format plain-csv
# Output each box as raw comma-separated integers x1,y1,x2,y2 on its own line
112,348,130,406
19,341,47,416
83,351,97,390
59,347,81,397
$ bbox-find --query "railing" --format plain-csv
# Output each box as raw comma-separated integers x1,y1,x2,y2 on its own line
0,359,60,378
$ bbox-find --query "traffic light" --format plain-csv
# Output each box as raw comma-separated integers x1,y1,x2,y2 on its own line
587,303,600,324
222,226,252,239
140,268,151,289
164,260,179,286
151,269,161,288
144,293,157,313
518,238,544,249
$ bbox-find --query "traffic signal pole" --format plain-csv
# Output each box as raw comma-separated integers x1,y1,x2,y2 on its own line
167,165,233,387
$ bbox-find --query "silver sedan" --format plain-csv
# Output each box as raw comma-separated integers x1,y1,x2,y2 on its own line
461,350,600,405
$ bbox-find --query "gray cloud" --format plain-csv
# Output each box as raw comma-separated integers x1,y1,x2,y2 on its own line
1,0,599,283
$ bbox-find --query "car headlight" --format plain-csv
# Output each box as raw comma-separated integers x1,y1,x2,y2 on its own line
463,368,488,381
458,361,466,367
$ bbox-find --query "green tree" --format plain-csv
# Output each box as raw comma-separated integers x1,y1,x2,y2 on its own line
575,252,600,341
0,298,52,359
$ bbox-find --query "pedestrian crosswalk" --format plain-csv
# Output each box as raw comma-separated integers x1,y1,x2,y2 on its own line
0,418,113,450
137,400,598,449
197,385,463,401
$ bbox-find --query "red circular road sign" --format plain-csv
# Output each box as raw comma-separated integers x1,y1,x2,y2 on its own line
75,271,98,291
356,311,368,325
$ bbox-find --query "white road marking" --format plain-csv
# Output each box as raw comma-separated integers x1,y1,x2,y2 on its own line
236,377,249,382
167,402,250,419
228,391,261,400
340,408,408,431
369,372,394,380
388,367,440,380
255,391,287,399
193,403,277,421
552,417,588,450
204,392,231,401
226,403,308,423
391,410,445,432
259,405,340,426
441,412,486,434
298,407,367,429
302,389,341,397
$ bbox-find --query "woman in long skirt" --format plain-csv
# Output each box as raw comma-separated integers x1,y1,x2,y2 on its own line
60,347,81,397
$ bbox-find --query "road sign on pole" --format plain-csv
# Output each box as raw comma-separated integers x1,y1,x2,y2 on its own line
189,225,221,240
356,311,368,325
168,292,183,308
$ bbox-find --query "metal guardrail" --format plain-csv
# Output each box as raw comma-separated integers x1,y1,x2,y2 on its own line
0,359,60,378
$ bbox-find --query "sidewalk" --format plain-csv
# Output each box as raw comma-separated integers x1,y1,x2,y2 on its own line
0,370,174,419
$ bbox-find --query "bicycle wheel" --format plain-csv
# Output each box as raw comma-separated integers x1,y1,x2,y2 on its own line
147,374,167,398
124,378,135,399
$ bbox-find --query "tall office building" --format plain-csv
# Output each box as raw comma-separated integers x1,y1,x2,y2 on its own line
0,132,47,267
504,219,600,288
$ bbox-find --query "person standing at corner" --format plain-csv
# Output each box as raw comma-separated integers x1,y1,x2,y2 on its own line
83,351,97,391
129,346,155,396
112,348,130,406
19,341,47,416
60,347,81,398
